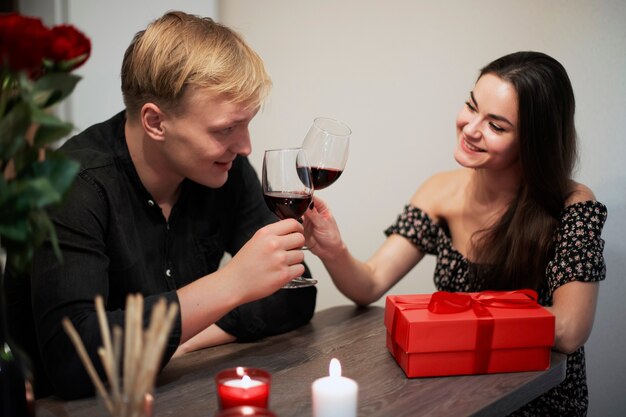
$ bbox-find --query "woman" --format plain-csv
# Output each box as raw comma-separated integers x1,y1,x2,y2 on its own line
303,51,607,416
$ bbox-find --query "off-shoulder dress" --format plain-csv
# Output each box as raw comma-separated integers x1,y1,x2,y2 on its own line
385,200,607,416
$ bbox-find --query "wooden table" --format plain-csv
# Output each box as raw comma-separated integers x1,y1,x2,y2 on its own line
37,305,566,417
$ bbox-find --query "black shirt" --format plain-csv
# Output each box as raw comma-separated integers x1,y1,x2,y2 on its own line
4,111,316,399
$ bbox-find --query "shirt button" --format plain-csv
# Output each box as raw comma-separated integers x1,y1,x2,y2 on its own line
148,200,155,207
165,269,172,278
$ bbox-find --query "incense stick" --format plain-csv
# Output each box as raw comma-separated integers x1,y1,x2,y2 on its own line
62,318,114,414
62,294,179,417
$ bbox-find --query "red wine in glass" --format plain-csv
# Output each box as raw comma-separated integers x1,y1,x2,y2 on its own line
262,148,316,288
310,167,343,190
302,117,351,191
264,191,312,220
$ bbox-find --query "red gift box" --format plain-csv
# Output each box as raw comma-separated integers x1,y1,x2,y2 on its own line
384,290,555,377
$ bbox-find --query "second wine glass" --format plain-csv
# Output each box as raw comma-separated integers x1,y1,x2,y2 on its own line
262,147,317,289
302,117,351,190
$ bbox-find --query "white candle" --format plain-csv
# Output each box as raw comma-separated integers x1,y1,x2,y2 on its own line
312,358,358,417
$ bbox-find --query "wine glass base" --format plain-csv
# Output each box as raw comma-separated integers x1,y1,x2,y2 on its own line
282,277,318,289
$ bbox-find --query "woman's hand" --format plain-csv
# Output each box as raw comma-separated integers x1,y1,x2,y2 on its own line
302,196,345,261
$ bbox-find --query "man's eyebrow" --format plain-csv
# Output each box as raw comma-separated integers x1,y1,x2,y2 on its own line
471,91,514,127
209,116,249,129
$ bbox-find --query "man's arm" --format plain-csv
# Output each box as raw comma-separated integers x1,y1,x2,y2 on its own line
214,157,317,342
27,173,186,400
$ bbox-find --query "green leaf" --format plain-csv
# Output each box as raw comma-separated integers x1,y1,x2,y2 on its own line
0,158,78,273
0,71,19,116
0,154,79,216
0,184,31,223
0,100,30,160
29,107,64,125
10,146,39,174
2,68,83,275
0,175,20,210
0,218,29,242
32,73,82,108
55,54,89,73
29,209,63,263
33,123,74,147
31,152,81,197
3,242,34,274
29,108,74,147
8,176,61,210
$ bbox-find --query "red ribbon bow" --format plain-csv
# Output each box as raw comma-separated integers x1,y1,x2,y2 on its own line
428,289,539,312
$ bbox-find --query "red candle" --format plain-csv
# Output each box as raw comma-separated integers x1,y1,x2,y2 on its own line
215,367,271,410
214,406,277,416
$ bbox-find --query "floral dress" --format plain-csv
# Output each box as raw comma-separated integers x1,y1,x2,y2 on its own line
385,200,607,417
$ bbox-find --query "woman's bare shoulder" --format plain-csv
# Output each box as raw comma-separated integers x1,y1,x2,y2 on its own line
565,181,597,207
409,169,469,217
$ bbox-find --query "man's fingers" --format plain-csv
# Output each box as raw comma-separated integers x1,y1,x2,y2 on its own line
264,218,303,235
285,248,305,265
281,231,305,251
287,263,306,281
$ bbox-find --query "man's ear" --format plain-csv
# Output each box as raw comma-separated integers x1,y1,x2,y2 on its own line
141,103,166,141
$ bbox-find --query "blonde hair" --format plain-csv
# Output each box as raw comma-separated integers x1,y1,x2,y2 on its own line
121,11,272,118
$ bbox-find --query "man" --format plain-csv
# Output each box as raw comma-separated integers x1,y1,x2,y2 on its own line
4,11,315,399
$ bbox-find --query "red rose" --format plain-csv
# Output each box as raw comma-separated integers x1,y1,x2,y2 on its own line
0,13,52,76
47,24,91,70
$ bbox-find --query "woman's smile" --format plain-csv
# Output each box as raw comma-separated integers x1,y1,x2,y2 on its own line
462,138,485,153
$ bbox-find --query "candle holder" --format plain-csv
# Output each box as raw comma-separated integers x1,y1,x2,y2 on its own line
214,405,277,416
215,367,271,410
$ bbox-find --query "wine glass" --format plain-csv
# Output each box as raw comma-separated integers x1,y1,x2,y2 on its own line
302,117,351,190
262,148,317,289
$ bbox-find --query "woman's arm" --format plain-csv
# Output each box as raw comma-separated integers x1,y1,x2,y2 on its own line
545,281,599,354
304,197,424,306
303,172,455,305
546,181,603,354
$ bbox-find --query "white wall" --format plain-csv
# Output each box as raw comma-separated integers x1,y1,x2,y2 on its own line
220,1,626,416
19,0,219,132
19,0,626,415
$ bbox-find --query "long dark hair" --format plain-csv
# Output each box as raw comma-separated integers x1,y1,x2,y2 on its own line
473,51,578,291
